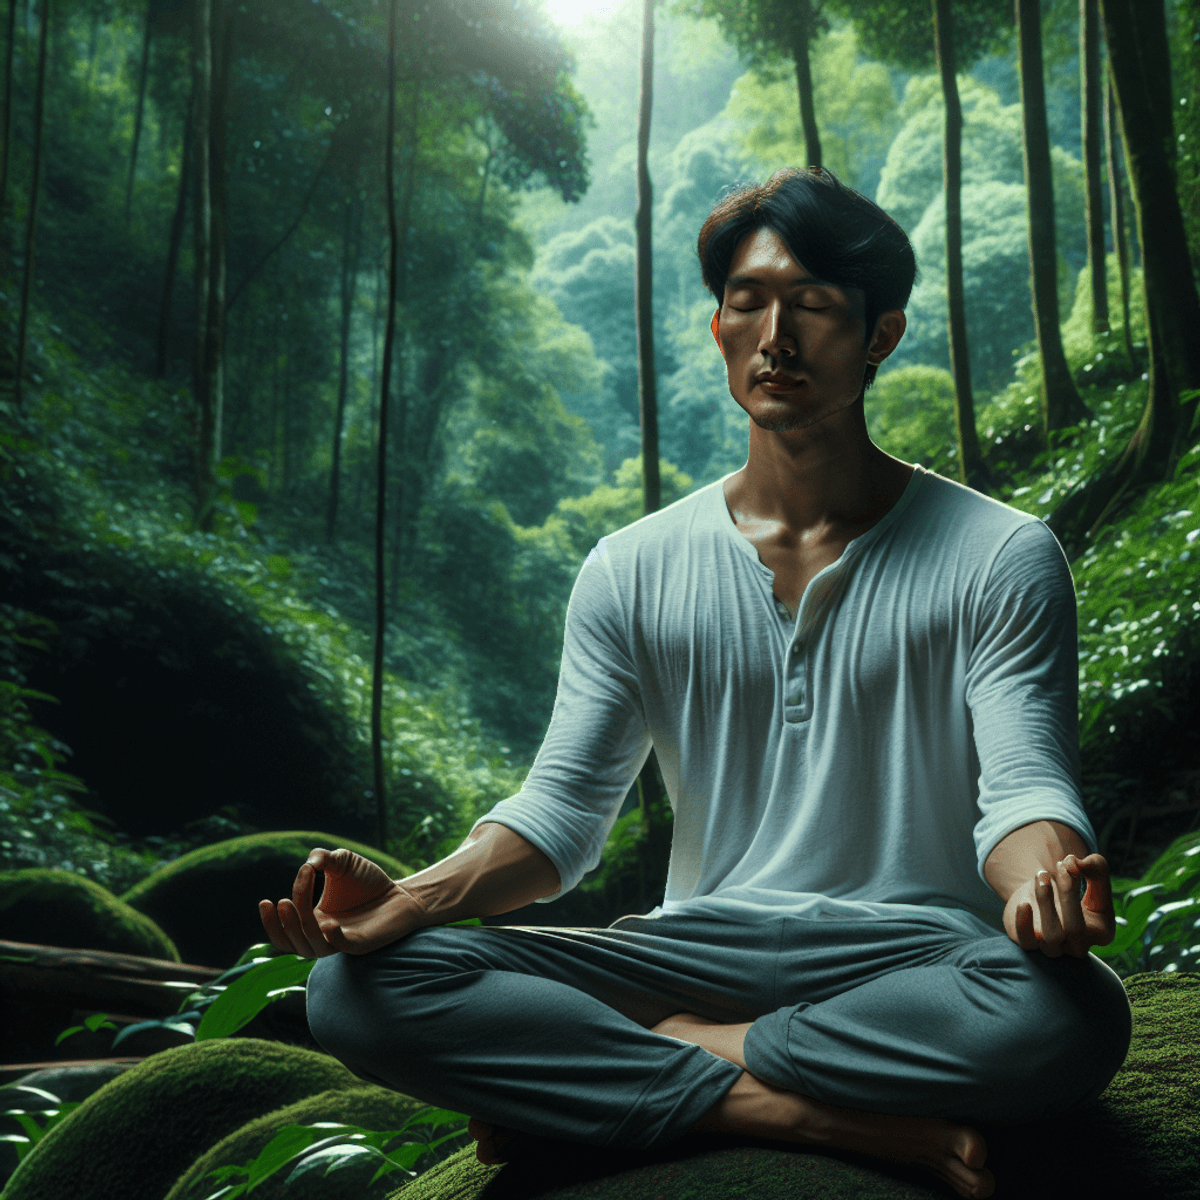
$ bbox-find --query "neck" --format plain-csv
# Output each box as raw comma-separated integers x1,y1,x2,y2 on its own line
725,402,912,535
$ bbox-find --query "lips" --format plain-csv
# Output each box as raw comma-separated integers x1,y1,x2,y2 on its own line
755,373,805,392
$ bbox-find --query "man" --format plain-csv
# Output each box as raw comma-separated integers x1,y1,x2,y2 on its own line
260,168,1130,1200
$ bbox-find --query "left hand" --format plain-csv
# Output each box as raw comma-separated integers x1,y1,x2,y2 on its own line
1002,852,1115,958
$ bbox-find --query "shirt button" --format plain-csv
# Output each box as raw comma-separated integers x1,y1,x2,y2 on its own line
790,643,800,655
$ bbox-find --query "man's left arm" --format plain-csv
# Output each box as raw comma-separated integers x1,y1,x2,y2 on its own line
983,819,1115,958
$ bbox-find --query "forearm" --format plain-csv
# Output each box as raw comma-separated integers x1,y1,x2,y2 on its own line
982,819,1091,903
394,821,562,929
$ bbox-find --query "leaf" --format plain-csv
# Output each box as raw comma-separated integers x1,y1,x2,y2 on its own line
84,1012,117,1033
196,955,315,1041
242,1124,319,1189
53,1025,84,1046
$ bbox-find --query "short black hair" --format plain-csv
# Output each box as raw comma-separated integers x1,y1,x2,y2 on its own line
698,167,916,375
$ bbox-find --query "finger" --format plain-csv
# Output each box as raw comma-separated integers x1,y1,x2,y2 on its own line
290,863,333,956
1073,853,1114,910
1013,900,1039,950
259,900,295,955
1033,870,1064,956
276,897,333,958
1052,859,1087,957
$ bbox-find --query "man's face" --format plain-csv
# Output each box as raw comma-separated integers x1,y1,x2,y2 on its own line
713,226,882,434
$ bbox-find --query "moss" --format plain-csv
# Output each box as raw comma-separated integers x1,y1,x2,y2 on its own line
2,1039,357,1200
166,1084,431,1200
121,831,411,968
0,867,179,960
386,973,1199,1200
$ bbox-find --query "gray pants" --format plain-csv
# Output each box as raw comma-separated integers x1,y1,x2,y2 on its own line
305,909,1132,1151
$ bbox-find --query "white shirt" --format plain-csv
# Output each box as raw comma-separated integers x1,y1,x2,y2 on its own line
475,465,1097,935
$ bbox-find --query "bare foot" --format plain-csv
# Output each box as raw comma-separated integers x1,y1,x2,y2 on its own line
468,1117,545,1166
696,1073,994,1200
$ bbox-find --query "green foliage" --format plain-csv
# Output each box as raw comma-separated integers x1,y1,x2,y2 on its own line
864,364,958,476
1094,832,1200,977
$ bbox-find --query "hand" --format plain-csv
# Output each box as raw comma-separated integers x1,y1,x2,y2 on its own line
259,847,423,958
1002,853,1116,958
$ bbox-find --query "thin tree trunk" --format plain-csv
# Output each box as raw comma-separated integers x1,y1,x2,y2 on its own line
0,0,17,218
372,0,400,849
192,0,214,518
934,0,986,492
327,196,358,542
1080,0,1108,333
635,0,659,516
789,0,821,172
13,0,47,411
1105,65,1134,368
124,0,152,223
155,105,191,379
1016,0,1089,434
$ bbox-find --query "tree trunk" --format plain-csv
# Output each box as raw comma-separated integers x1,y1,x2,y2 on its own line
1080,0,1108,333
0,0,17,218
327,197,359,543
1102,0,1200,404
1048,0,1200,555
789,0,821,172
635,0,659,516
933,0,987,492
155,105,191,379
124,0,152,223
1016,0,1088,435
1105,67,1134,369
13,0,47,411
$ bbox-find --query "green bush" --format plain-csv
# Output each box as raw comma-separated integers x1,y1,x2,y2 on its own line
865,364,958,477
120,832,412,968
1,1039,357,1200
0,867,179,960
165,1086,432,1200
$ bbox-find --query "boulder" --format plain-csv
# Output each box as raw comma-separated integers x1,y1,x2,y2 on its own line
120,831,411,968
0,868,179,961
386,971,1199,1200
1,1038,357,1200
166,1084,436,1200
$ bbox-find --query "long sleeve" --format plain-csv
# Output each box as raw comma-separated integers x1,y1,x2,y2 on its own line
473,538,653,898
966,521,1098,882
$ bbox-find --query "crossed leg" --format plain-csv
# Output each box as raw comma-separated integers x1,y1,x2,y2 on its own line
468,1011,993,1200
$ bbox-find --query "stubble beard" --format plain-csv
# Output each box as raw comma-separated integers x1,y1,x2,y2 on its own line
745,386,863,433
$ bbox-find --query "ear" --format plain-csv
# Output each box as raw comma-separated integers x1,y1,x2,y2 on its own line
710,309,722,350
866,310,906,365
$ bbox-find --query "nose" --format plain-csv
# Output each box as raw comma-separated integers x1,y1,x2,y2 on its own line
757,298,798,364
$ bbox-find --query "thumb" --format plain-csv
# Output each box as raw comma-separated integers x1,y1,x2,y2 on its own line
313,848,395,914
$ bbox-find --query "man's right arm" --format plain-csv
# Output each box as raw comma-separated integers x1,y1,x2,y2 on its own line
259,822,561,959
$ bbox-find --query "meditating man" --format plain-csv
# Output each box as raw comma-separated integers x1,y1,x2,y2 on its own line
260,167,1131,1200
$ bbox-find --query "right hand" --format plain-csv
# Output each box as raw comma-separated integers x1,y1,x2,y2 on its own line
259,847,423,958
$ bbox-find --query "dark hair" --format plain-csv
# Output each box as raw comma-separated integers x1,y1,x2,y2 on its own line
698,167,916,371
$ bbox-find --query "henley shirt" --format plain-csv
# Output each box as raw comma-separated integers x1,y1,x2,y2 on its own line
475,464,1097,934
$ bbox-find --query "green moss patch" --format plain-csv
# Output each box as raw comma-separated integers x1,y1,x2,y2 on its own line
2,1039,357,1200
121,831,410,967
0,867,179,960
166,1084,429,1200
387,972,1198,1200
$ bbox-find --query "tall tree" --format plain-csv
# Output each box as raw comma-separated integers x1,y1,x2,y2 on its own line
690,0,824,168
636,0,659,516
124,0,152,222
0,0,16,218
1015,0,1089,434
372,0,400,850
1080,0,1108,334
14,0,48,411
1049,0,1200,551
1104,67,1134,368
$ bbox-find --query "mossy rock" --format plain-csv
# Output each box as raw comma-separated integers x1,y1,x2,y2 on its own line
1,1039,358,1200
386,972,1199,1200
0,868,179,960
166,1084,435,1200
121,831,411,968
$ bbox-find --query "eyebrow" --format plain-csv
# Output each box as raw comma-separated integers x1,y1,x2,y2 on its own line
724,272,838,290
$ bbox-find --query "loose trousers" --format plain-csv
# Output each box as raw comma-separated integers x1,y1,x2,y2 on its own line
305,908,1132,1151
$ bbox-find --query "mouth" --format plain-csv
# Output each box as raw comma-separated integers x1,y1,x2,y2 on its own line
754,373,805,395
